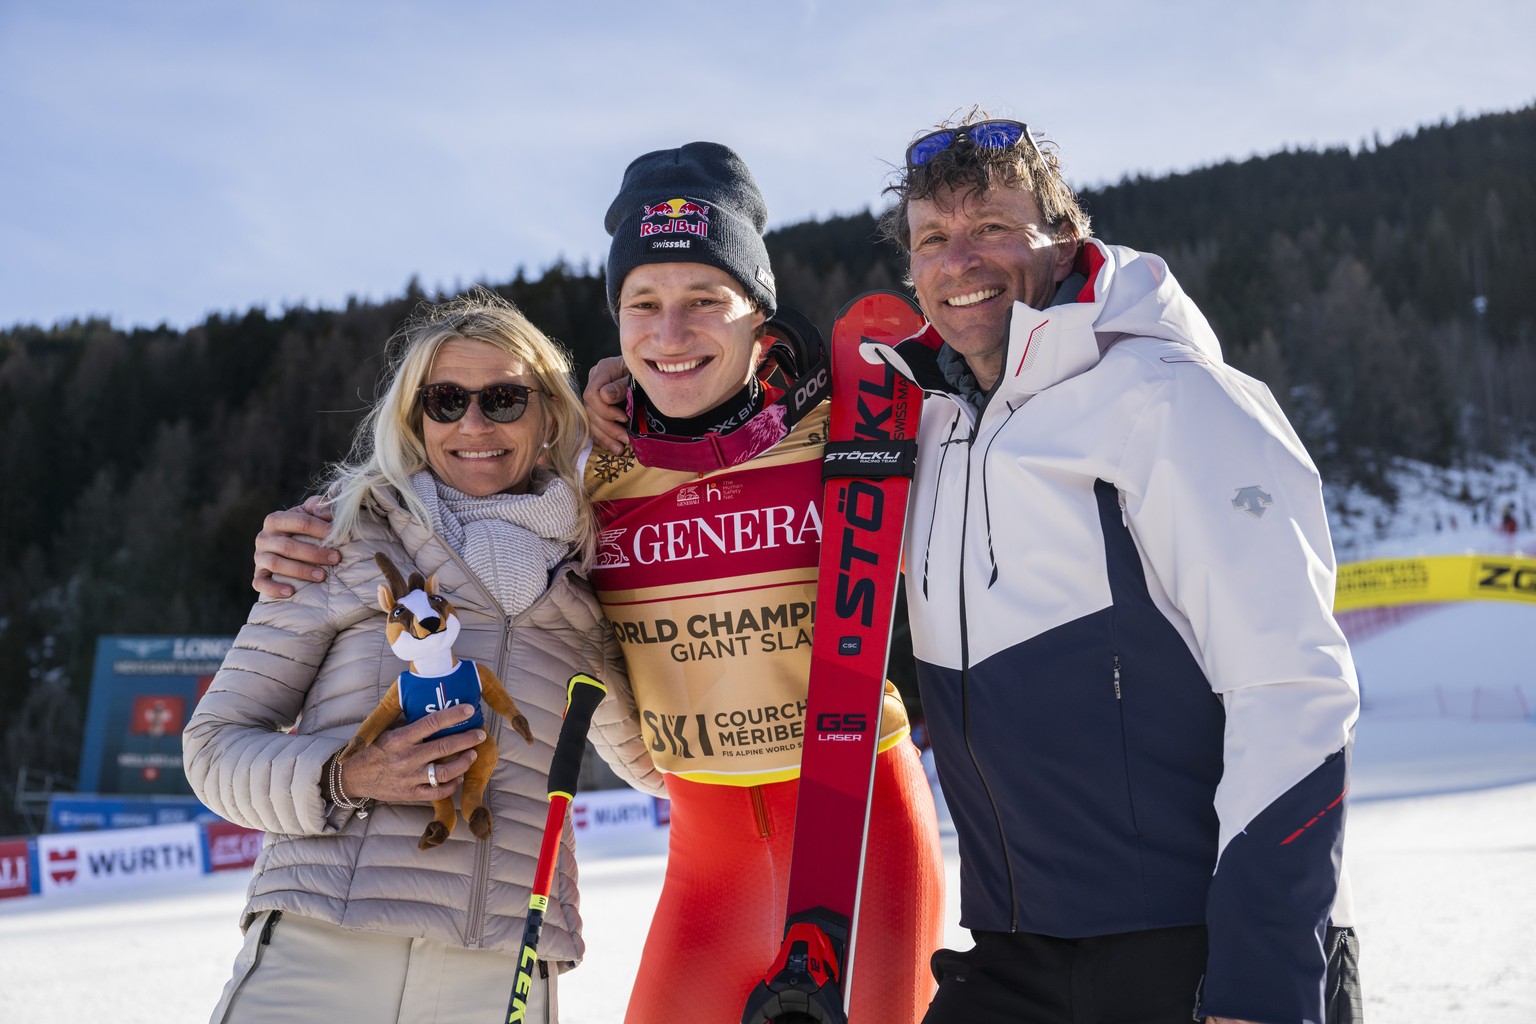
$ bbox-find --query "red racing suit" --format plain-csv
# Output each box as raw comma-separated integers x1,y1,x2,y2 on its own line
586,402,944,1024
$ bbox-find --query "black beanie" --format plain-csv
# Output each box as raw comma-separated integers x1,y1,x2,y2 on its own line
604,141,777,318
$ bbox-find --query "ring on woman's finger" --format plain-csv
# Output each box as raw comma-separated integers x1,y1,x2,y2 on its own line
427,763,439,788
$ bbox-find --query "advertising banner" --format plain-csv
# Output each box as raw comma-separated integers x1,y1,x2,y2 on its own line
34,823,203,897
0,839,33,899
203,821,263,872
76,636,232,797
1335,554,1536,611
49,794,220,832
569,788,666,837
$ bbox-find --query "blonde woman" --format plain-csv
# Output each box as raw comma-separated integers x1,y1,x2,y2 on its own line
186,292,657,1024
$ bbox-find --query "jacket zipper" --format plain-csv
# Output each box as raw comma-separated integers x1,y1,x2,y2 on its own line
463,613,516,948
1106,493,1148,910
1113,653,1141,825
465,836,491,948
413,545,578,951
749,785,772,838
956,410,1018,931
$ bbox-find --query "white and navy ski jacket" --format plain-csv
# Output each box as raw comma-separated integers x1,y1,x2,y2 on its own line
866,239,1359,1024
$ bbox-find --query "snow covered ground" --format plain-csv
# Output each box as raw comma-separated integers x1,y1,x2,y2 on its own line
4,585,1535,1021
1326,449,1536,563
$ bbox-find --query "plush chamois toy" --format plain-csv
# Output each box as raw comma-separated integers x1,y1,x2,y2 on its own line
338,552,534,849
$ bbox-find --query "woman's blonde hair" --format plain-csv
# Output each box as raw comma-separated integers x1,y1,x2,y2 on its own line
322,289,597,568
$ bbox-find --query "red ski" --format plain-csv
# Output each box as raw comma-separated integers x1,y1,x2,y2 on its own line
742,291,930,1024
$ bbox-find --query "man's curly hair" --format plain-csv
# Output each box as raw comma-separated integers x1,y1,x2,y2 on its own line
879,108,1092,253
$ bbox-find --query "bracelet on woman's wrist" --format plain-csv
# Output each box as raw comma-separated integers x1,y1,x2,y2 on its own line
324,751,373,819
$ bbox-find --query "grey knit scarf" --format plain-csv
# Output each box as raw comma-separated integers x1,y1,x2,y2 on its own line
409,467,578,617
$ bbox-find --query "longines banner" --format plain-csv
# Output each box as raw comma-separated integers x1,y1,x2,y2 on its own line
1335,554,1536,612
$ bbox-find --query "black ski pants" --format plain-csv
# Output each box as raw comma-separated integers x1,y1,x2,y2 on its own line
921,924,1362,1024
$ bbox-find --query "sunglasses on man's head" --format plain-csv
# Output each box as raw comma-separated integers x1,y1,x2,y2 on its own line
417,382,545,424
905,119,1045,169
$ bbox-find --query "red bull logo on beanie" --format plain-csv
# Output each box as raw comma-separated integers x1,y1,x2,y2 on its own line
640,196,710,240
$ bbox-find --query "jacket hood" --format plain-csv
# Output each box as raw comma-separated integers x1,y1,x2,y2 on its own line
1082,239,1221,357
1000,238,1224,402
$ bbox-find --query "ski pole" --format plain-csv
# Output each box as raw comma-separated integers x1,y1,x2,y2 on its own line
504,672,608,1024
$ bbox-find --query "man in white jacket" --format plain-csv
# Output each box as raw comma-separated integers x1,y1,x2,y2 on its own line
867,114,1362,1024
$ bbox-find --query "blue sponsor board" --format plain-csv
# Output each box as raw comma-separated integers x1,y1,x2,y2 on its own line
48,794,223,832
77,635,233,797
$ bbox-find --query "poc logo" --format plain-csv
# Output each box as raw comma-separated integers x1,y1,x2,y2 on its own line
794,367,830,409
1476,562,1536,595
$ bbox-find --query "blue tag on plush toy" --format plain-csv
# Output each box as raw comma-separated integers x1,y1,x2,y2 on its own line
397,660,487,738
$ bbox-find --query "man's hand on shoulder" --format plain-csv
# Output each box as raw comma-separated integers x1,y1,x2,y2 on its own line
253,495,338,598
584,356,630,454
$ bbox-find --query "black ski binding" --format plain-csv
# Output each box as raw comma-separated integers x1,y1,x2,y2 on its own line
740,907,850,1024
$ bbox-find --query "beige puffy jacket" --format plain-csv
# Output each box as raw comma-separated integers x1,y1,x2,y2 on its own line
183,488,661,965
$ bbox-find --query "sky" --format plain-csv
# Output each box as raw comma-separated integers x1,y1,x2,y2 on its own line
3,0,1535,332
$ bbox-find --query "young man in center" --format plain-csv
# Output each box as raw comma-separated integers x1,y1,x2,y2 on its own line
587,141,942,1024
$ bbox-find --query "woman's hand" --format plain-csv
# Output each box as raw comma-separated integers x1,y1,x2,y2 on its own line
584,356,631,453
253,495,338,598
339,704,486,803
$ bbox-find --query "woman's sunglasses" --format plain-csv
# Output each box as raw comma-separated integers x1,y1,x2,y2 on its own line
905,119,1045,169
417,382,545,424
